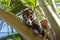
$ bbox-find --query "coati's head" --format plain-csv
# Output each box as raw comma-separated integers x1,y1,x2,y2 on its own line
22,8,36,25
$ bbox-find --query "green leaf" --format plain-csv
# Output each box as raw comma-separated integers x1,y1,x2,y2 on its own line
55,0,60,3
21,0,38,8
10,1,27,14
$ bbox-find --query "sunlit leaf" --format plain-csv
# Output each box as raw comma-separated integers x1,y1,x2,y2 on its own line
21,0,38,8
10,0,27,14
55,0,60,3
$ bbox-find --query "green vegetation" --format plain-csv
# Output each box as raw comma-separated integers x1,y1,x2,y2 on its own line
55,0,60,3
55,0,60,14
57,6,60,14
0,0,38,14
0,34,22,40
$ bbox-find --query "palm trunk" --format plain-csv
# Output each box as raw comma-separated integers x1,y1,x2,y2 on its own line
38,0,60,40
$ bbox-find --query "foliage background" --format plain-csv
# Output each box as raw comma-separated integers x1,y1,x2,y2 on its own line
0,0,60,40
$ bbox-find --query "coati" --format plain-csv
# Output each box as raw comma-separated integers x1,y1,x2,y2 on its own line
22,8,56,40
22,8,45,36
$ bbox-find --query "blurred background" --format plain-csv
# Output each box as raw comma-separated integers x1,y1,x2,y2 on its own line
0,0,60,40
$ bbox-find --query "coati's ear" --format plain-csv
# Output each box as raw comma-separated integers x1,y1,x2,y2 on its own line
22,8,35,17
28,8,34,12
28,8,34,13
22,8,32,14
22,8,34,14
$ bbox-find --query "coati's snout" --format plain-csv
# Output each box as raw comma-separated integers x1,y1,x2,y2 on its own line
22,8,35,25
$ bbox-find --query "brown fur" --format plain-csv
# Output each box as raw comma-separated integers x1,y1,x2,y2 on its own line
22,8,44,36
40,19,57,40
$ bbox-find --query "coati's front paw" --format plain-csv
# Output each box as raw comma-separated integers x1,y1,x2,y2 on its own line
33,29,38,35
33,29,43,37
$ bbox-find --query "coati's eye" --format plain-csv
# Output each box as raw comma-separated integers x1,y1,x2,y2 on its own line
23,16,27,21
30,16,32,18
30,15,33,21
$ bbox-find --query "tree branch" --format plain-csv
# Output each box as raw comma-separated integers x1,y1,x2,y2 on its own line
0,9,43,40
